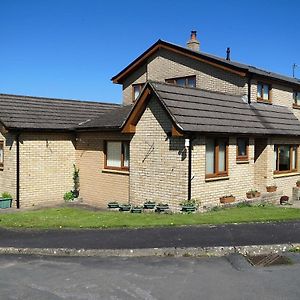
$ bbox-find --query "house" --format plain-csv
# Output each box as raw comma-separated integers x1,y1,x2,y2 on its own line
1,31,300,209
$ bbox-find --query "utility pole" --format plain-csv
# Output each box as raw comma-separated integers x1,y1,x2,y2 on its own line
293,63,298,78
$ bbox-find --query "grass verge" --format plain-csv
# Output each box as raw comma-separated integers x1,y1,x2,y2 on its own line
0,205,299,229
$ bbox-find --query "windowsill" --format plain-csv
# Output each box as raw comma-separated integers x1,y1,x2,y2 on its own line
102,169,129,175
257,99,272,104
273,172,300,178
236,159,249,164
293,103,300,110
205,176,229,182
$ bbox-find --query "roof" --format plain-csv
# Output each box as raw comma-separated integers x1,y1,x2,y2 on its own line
112,40,300,87
76,104,133,130
0,93,119,131
130,81,300,136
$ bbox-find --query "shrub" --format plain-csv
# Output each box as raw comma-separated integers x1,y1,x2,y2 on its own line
180,199,199,207
236,201,252,208
1,192,12,199
64,191,74,202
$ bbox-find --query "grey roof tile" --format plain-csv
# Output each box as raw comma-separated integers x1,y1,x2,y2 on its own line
149,81,300,136
0,93,119,130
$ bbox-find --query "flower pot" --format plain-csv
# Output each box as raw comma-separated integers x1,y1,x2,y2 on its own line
246,192,261,199
220,196,235,204
119,204,131,212
181,205,197,213
107,202,119,209
131,207,142,213
266,186,277,193
155,204,169,213
0,198,12,209
144,203,156,209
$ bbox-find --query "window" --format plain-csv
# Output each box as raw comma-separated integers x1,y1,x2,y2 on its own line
0,141,3,169
105,141,129,170
132,83,144,101
205,138,228,178
274,144,298,174
293,91,300,106
257,82,271,102
165,76,196,88
236,138,249,161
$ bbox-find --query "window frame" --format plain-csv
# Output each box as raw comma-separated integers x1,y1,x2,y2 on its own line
132,83,145,102
0,141,3,170
236,137,249,162
165,75,196,88
257,82,271,103
205,138,229,179
104,141,130,171
274,144,298,174
293,91,300,108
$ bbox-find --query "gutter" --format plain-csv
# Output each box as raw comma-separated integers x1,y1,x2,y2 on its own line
186,137,194,201
16,132,20,209
248,74,252,104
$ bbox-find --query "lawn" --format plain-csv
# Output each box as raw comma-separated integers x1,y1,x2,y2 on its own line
0,205,299,229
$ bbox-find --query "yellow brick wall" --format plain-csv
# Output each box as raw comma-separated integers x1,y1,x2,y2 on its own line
75,131,130,207
130,96,188,209
19,132,75,208
0,131,17,206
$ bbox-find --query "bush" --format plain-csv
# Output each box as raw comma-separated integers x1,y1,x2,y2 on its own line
236,201,252,208
2,192,12,199
64,191,74,202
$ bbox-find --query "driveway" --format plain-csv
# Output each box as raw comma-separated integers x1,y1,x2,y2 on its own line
0,254,300,299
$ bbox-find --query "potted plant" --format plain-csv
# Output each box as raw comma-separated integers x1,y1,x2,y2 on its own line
107,201,119,209
220,195,235,204
0,192,12,209
296,180,300,188
72,164,80,198
155,203,169,213
63,191,74,202
119,203,132,212
143,201,156,209
180,199,198,213
131,206,143,213
246,190,261,199
266,185,277,192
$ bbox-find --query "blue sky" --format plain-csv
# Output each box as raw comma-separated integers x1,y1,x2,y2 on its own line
0,0,299,104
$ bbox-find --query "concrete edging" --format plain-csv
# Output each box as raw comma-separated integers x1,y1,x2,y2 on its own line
0,243,299,257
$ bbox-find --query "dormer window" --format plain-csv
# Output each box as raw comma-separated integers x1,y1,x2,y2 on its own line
257,82,271,102
165,76,196,88
293,91,300,106
132,83,144,101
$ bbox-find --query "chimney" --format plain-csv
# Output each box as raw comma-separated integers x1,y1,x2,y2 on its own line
187,30,200,52
226,47,231,61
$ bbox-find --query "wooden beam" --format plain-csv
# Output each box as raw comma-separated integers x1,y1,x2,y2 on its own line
172,125,184,137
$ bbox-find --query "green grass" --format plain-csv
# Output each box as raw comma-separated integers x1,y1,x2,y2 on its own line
0,205,299,229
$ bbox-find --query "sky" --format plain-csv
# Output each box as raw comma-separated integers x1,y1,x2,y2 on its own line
0,0,299,104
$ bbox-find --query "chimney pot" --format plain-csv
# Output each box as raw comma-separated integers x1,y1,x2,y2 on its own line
187,30,200,52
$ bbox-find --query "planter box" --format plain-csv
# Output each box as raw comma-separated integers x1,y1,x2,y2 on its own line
131,207,142,213
181,205,197,213
155,205,169,213
246,192,261,199
119,205,131,212
220,196,235,204
144,203,156,209
266,186,277,193
108,202,119,209
0,198,12,209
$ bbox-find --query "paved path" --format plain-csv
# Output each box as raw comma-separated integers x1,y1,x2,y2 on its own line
0,221,300,250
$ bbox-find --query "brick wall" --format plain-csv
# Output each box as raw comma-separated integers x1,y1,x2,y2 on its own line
0,131,17,205
75,131,130,207
130,95,188,208
191,137,255,207
19,132,75,208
